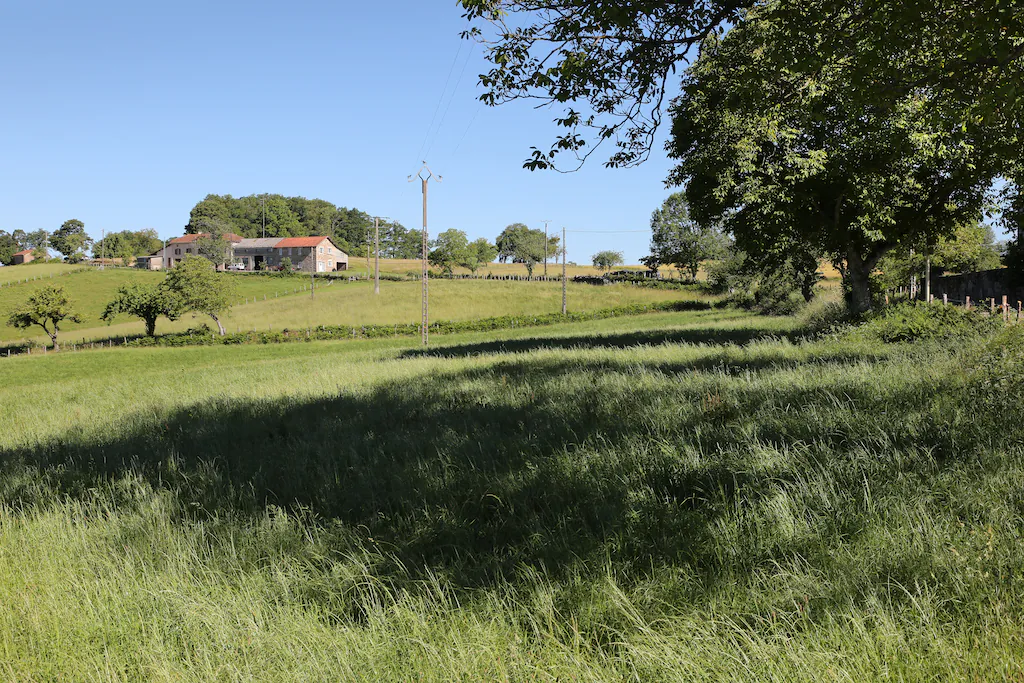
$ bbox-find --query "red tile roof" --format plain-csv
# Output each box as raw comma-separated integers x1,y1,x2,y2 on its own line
13,249,32,256
275,236,332,248
169,232,243,244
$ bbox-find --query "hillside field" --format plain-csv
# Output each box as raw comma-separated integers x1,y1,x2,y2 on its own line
0,262,85,285
0,267,704,345
0,303,1022,680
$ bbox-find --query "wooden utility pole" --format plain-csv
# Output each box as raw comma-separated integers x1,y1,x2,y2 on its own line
409,163,441,346
310,246,315,300
924,252,932,303
542,220,551,279
561,226,567,314
374,217,380,295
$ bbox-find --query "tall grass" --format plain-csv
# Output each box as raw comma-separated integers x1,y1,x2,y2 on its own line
0,310,1021,679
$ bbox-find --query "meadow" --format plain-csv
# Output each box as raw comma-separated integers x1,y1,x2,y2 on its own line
0,299,1021,680
0,262,85,285
0,267,702,345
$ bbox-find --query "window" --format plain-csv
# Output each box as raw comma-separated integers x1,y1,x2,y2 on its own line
174,248,181,255
185,248,192,253
327,247,332,255
319,246,324,254
289,247,294,256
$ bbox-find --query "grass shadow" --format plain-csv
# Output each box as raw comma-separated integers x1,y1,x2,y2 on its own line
398,324,798,360
0,337,968,600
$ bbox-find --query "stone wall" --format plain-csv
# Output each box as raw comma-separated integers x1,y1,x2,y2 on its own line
929,268,1024,305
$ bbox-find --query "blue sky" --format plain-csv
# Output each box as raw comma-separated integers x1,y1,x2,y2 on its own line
0,0,682,264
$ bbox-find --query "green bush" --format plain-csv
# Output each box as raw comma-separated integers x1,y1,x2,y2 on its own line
968,325,1024,401
856,301,1002,343
800,300,853,338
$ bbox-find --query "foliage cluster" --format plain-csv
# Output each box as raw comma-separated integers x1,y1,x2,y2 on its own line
642,192,728,279
5,284,82,350
495,223,561,278
591,250,624,272
706,248,818,315
853,302,1003,344
428,230,497,275
91,229,163,265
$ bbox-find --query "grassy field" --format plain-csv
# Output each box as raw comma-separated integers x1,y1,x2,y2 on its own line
0,262,85,285
2,271,704,345
0,304,1021,680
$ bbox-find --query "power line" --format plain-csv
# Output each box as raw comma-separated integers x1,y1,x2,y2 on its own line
424,43,476,161
412,41,464,167
565,229,650,234
450,105,482,158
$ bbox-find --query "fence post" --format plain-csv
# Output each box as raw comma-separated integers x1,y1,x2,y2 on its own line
942,293,948,306
966,296,971,310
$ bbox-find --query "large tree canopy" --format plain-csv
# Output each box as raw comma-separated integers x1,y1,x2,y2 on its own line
51,219,91,262
495,223,549,277
458,0,1023,171
666,12,1014,312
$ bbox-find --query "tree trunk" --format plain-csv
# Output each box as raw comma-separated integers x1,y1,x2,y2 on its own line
49,333,59,352
210,313,226,336
145,317,157,336
844,250,875,315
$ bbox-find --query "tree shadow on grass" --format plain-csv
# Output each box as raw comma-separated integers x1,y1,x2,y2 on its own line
0,345,966,601
398,324,800,360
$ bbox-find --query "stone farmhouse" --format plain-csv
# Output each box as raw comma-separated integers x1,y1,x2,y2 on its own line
141,234,348,272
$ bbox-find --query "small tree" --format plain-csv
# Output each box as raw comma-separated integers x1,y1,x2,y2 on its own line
647,193,728,281
429,229,472,276
592,250,624,272
6,284,82,350
280,257,293,273
101,283,182,336
162,255,235,335
468,238,497,274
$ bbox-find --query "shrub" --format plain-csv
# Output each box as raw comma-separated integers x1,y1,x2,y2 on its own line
966,325,1024,417
855,302,1002,343
800,300,853,338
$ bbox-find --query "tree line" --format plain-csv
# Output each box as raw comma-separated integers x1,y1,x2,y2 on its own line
186,194,426,259
0,223,163,266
